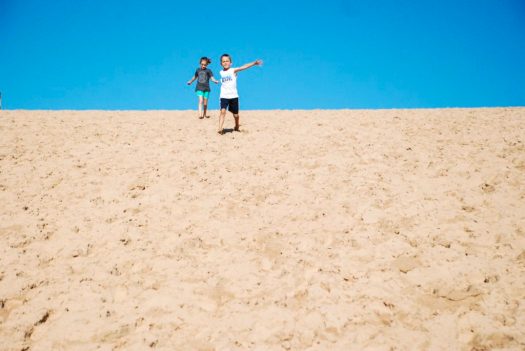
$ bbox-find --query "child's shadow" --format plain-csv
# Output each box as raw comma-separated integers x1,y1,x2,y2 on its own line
223,128,235,134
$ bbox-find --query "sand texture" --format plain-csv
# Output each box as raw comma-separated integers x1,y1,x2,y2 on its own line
1,108,524,350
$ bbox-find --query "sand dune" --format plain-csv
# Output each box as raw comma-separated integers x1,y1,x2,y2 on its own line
0,108,524,350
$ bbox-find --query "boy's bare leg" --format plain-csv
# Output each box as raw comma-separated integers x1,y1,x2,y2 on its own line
233,114,240,131
218,109,226,134
203,98,209,118
198,96,204,118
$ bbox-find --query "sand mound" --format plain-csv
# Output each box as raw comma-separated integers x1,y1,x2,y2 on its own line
1,108,524,350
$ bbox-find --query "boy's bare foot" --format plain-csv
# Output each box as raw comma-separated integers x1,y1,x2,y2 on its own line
205,115,210,118
234,126,240,132
218,129,224,135
199,116,204,119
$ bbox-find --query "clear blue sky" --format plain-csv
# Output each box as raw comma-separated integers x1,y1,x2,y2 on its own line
1,0,524,109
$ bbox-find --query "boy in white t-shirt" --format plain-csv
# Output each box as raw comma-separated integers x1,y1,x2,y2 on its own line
218,54,262,134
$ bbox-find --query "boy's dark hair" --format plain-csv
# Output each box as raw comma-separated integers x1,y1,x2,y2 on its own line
220,53,232,62
200,56,211,64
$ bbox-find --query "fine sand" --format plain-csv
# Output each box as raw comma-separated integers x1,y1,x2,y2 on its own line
1,108,524,350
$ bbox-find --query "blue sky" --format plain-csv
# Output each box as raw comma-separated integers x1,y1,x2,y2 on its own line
1,0,524,109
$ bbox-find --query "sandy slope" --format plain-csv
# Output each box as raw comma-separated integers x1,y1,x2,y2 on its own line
0,108,524,350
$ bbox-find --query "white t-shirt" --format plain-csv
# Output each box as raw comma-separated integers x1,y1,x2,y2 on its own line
219,68,238,99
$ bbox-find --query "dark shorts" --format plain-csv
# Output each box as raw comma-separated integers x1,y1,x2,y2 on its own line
220,98,239,114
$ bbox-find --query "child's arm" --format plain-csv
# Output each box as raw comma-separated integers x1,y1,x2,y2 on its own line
211,76,219,84
234,59,263,73
187,76,197,85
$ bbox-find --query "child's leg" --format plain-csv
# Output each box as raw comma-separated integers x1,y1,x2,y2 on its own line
198,95,204,118
203,98,208,118
219,109,227,133
233,114,240,131
231,98,240,131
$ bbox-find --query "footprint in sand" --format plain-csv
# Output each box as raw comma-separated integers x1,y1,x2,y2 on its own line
392,255,421,273
128,184,147,198
469,332,517,350
481,182,495,193
461,205,476,213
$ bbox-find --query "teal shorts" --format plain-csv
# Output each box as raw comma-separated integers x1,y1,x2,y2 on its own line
196,90,210,99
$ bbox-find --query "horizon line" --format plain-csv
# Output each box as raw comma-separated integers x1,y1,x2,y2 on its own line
1,106,524,112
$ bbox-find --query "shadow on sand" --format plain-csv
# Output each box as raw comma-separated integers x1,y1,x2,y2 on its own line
220,128,242,134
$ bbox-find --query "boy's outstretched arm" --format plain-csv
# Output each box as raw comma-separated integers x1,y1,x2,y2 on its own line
234,59,263,73
211,76,219,84
187,76,196,85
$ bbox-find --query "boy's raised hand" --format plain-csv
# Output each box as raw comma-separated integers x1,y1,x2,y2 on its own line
234,59,264,73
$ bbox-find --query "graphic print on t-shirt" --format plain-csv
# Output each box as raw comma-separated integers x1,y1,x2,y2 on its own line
198,70,208,83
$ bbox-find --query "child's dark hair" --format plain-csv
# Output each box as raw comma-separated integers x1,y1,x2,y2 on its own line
200,56,211,64
220,53,232,62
